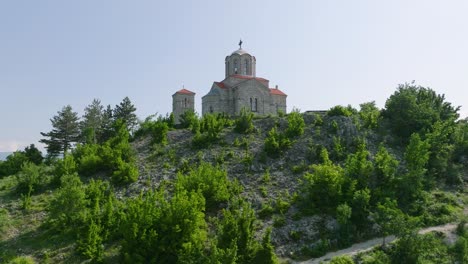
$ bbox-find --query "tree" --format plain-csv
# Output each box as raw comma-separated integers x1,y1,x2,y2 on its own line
113,97,138,134
81,99,104,144
359,101,380,129
300,150,345,214
40,105,80,157
371,199,407,246
399,133,430,205
23,144,43,165
286,109,305,138
99,104,115,143
383,83,459,141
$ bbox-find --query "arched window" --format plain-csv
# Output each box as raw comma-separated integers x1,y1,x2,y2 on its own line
244,60,249,75
250,98,253,111
254,98,258,112
234,59,238,74
210,106,213,113
184,98,187,108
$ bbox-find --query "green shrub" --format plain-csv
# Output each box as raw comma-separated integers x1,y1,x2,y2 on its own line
330,255,354,264
235,108,255,134
0,151,28,177
328,105,353,117
264,127,291,157
9,256,36,264
258,202,275,219
120,189,207,263
176,162,233,209
112,159,138,185
16,162,45,195
286,109,305,138
179,109,198,129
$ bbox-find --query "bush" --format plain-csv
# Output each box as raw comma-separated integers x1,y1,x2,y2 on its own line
176,162,233,209
112,159,139,185
286,109,305,138
235,108,255,134
264,127,291,157
330,255,354,264
328,105,354,117
120,189,207,263
179,109,198,129
16,162,46,195
0,152,28,177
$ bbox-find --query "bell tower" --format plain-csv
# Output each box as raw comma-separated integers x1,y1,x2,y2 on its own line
225,40,256,78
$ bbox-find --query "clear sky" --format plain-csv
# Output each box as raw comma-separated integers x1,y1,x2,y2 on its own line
1,0,467,152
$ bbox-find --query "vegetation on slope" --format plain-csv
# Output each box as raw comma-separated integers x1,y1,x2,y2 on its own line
0,83,467,263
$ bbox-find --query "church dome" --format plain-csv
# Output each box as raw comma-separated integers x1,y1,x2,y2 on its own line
231,48,250,56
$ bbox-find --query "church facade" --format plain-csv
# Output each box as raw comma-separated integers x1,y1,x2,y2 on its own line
173,43,287,124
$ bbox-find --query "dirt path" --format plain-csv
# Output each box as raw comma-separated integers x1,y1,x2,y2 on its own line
294,222,461,264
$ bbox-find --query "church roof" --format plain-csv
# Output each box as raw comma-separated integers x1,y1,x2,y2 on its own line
270,88,287,96
214,82,226,89
174,88,195,95
231,48,250,56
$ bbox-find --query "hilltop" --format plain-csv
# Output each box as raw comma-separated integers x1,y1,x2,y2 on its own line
1,84,468,263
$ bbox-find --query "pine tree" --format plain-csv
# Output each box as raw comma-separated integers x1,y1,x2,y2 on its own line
113,97,138,134
99,104,115,143
40,105,80,156
81,99,104,144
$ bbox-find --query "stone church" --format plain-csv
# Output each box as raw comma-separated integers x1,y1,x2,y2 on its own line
173,42,287,124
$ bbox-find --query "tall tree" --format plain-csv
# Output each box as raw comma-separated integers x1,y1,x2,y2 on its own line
81,99,104,144
113,97,138,133
383,82,459,141
99,104,115,143
40,105,80,156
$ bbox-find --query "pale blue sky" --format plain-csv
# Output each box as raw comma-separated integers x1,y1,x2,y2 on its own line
1,0,467,152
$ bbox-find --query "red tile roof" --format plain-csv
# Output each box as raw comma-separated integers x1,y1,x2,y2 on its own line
230,74,269,82
175,88,195,95
270,88,287,96
214,82,226,89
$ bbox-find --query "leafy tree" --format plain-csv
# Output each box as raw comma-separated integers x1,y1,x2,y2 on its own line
399,133,430,205
392,233,452,263
300,150,345,214
328,105,355,117
345,143,373,189
215,199,259,263
372,145,399,200
424,120,456,185
120,188,207,263
350,188,371,233
113,97,138,133
371,199,407,246
40,105,80,157
81,99,104,144
359,101,380,129
383,83,459,141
